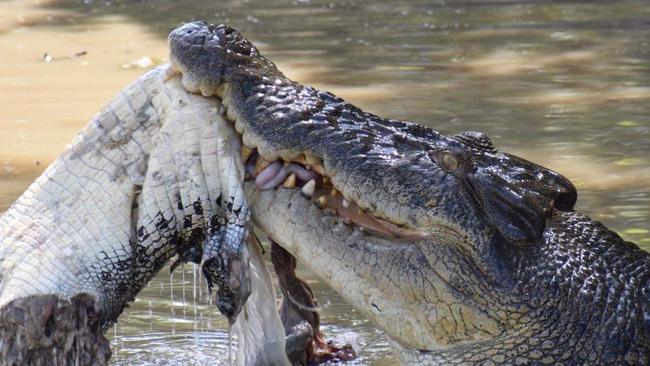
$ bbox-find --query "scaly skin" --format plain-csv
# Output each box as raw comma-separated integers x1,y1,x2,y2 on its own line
246,187,650,365
170,22,650,365
0,66,250,329
0,294,110,365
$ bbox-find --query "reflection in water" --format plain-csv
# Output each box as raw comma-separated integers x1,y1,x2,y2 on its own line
1,0,649,364
110,263,392,365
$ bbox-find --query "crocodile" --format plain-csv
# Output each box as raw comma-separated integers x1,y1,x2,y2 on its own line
0,67,269,364
168,21,650,365
0,20,647,365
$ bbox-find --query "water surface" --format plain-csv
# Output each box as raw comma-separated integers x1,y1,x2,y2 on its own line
1,0,649,364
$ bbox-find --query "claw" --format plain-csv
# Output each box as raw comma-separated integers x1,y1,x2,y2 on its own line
169,241,203,273
201,224,251,324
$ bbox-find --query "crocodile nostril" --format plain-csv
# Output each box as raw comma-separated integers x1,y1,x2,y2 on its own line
553,187,577,212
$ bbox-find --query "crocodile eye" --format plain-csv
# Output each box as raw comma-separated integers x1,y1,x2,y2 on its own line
440,153,460,172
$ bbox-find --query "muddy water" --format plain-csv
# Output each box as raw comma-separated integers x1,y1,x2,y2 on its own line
1,0,649,364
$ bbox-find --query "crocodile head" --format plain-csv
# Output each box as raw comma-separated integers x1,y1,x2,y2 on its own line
168,22,587,360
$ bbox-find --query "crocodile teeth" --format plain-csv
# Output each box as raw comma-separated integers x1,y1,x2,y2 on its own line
342,199,350,208
316,196,328,208
331,188,340,197
282,173,297,189
255,156,273,175
301,179,316,197
304,154,321,166
241,145,254,163
309,164,325,176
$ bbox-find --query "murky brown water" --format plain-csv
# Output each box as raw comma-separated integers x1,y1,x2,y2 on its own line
1,0,649,364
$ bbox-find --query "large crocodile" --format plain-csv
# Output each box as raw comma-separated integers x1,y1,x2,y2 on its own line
168,22,650,365
0,20,648,365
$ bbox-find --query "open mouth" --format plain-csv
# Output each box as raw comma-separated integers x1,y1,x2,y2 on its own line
164,59,427,240
236,130,427,241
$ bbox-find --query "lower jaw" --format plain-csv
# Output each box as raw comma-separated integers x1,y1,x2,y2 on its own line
244,183,445,353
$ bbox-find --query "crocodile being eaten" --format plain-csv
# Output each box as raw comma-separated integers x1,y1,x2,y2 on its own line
0,67,261,365
0,20,648,366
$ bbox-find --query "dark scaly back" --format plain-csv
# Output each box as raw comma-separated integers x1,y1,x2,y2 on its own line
169,22,650,364
510,211,650,364
168,22,575,245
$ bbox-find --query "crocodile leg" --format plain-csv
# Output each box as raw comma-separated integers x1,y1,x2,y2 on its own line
270,240,355,365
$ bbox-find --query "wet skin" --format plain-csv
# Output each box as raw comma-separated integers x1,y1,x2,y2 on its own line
168,22,649,365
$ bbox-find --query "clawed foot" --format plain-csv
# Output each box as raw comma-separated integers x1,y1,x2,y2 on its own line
271,241,356,365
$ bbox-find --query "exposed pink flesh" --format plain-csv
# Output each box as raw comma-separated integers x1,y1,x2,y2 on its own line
254,161,319,190
286,163,318,182
249,156,425,239
325,192,399,238
315,186,427,240
255,160,285,190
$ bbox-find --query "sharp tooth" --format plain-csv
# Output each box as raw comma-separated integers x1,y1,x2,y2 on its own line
241,145,254,162
293,155,306,165
323,176,331,185
255,156,272,174
305,154,320,166
316,196,328,208
301,179,316,197
312,164,325,176
330,188,340,197
282,173,297,188
342,199,350,208
343,217,352,225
